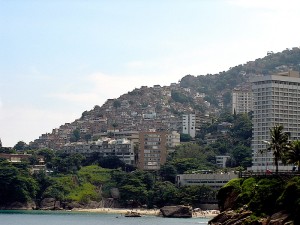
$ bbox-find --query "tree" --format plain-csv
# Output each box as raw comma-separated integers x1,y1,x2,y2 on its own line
286,140,300,172
230,145,252,168
159,164,177,183
84,134,92,143
38,148,55,163
70,129,80,142
98,156,125,169
180,133,192,142
0,160,38,204
264,125,289,174
151,181,178,207
113,100,121,109
13,141,27,151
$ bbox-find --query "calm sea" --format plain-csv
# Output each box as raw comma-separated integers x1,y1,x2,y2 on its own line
0,210,210,225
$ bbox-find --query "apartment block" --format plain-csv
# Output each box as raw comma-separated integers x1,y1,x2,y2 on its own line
167,131,180,150
138,131,167,170
182,114,196,138
251,71,300,172
63,138,135,165
232,84,253,114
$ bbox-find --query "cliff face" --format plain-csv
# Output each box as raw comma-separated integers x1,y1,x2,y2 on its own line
208,176,300,225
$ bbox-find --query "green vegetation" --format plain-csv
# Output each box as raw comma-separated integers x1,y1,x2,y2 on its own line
286,140,300,172
171,91,193,104
0,159,38,205
218,176,300,222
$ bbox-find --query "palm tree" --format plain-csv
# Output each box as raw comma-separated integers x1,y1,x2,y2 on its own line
264,125,289,174
286,140,300,172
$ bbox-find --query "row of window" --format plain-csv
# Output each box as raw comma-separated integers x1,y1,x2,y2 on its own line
144,154,160,158
186,180,228,184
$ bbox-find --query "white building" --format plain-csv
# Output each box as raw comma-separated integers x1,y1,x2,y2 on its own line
232,84,253,114
251,71,300,172
176,173,238,191
182,114,196,138
63,138,135,165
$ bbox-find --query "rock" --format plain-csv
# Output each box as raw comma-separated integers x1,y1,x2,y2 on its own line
84,201,101,209
208,209,294,225
40,198,61,210
160,205,192,218
269,211,291,225
63,201,83,210
2,201,36,210
208,209,252,225
221,190,239,212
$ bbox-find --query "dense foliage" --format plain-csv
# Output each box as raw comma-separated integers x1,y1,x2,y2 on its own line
217,176,300,222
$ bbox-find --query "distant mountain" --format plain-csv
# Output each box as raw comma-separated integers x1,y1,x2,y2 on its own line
30,47,300,149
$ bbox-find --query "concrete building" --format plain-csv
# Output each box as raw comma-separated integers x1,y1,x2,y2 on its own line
167,131,180,151
182,114,196,138
63,138,135,165
251,71,300,172
232,84,253,114
176,173,238,191
138,131,167,170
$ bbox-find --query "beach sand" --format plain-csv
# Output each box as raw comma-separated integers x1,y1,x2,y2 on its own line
74,207,219,218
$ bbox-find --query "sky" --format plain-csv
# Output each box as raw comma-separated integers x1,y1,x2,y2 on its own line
1,0,300,147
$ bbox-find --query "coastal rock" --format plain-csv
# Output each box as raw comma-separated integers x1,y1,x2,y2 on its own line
40,198,62,210
208,209,293,225
208,209,252,225
84,201,101,209
160,205,192,218
1,201,36,210
269,211,291,225
63,201,83,210
220,190,239,212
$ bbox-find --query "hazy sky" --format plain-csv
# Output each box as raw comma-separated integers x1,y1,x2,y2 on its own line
1,0,300,147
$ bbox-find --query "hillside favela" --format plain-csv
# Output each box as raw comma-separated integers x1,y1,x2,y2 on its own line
1,48,300,224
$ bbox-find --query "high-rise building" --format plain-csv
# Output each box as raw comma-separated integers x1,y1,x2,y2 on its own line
251,71,300,172
138,131,167,170
232,84,253,114
182,114,196,138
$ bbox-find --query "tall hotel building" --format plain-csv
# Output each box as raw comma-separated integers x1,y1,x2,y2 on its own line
251,71,300,172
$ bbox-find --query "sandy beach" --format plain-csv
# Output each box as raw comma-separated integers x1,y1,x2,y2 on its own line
74,207,219,218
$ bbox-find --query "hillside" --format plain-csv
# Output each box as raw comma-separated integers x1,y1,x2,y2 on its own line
30,47,300,149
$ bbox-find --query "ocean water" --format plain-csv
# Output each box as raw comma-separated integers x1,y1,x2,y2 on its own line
0,210,210,225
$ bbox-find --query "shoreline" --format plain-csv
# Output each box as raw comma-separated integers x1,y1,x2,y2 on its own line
73,207,219,218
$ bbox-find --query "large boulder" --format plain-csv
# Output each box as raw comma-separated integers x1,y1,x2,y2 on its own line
160,205,192,218
40,198,62,210
63,201,83,210
268,211,291,225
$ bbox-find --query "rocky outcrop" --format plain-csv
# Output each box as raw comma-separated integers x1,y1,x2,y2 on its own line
160,205,192,218
0,201,36,210
39,198,62,210
208,209,252,225
208,209,293,225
